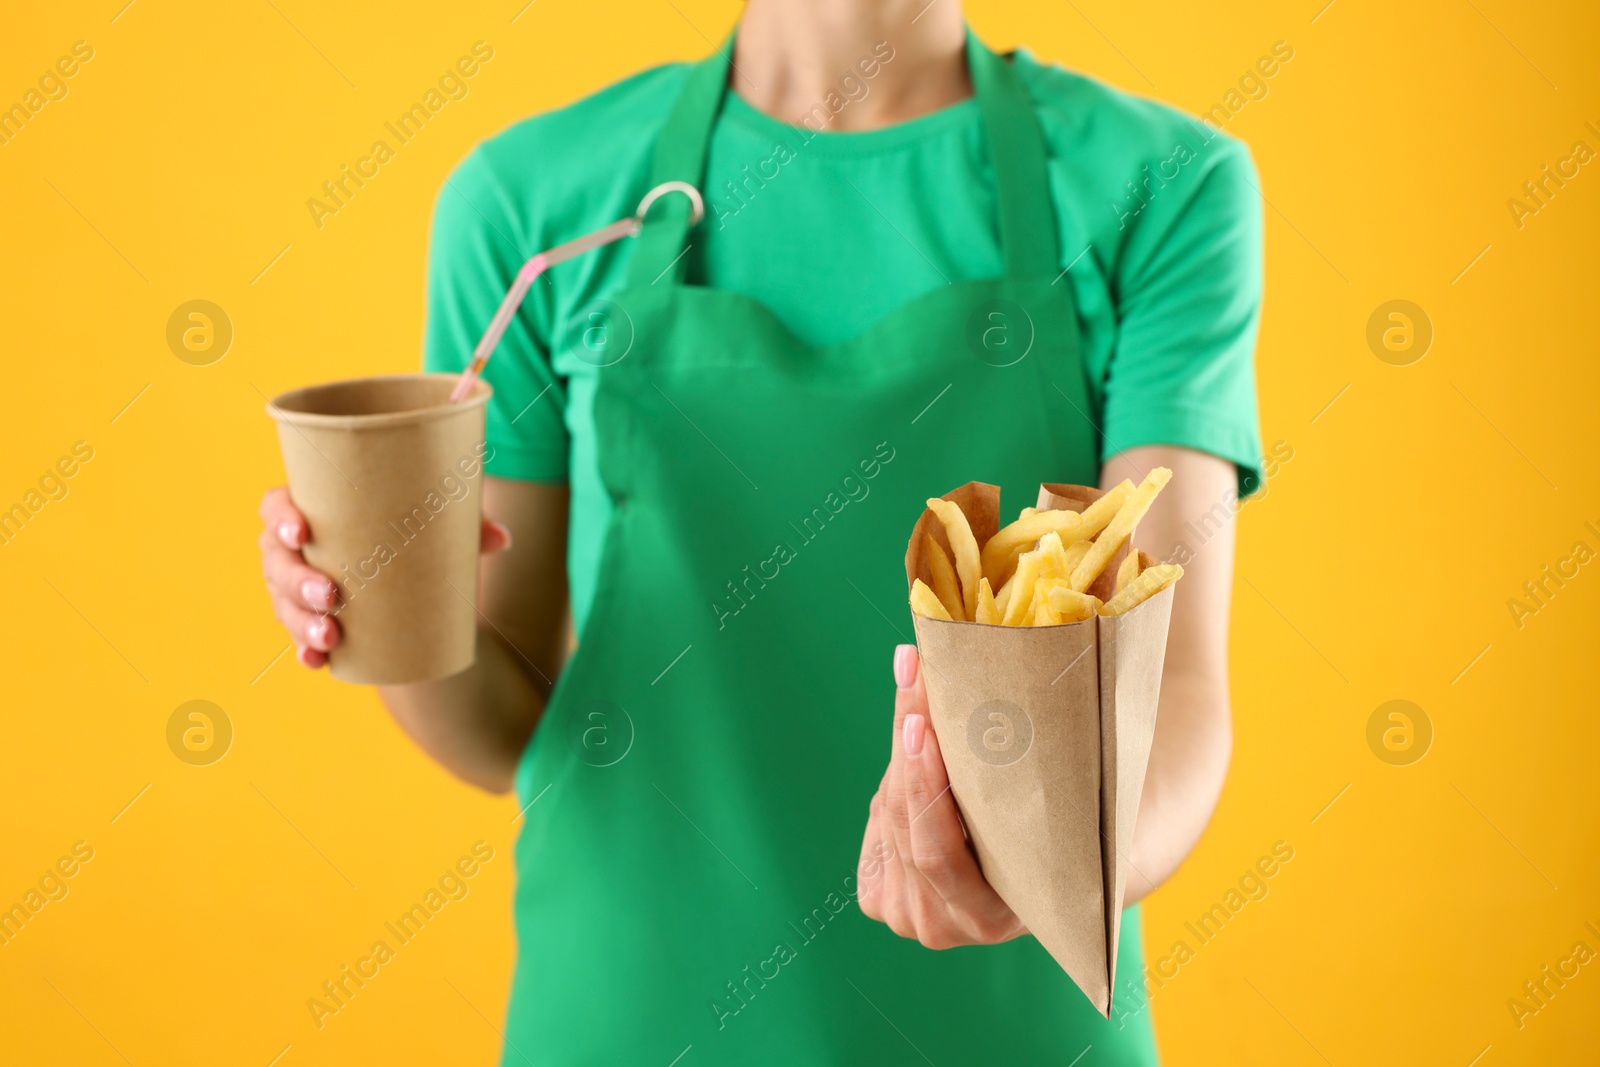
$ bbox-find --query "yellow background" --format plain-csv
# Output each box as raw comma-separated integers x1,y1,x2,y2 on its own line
2,1,1596,1064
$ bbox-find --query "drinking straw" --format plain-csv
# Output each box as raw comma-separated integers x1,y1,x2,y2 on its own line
449,181,704,403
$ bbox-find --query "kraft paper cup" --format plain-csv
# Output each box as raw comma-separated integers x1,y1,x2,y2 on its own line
267,373,491,685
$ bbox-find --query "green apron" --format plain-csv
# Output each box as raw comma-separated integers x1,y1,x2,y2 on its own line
505,29,1158,1066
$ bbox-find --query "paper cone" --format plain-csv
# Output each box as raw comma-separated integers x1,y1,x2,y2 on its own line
267,373,491,685
905,482,1176,1016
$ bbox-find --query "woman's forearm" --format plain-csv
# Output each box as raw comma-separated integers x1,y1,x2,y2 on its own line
1123,668,1233,904
376,480,573,795
1100,445,1239,906
379,624,550,794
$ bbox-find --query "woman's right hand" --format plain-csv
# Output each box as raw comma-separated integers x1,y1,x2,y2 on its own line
258,486,512,670
856,645,1027,949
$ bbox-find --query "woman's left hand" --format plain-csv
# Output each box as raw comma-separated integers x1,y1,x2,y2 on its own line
856,644,1027,949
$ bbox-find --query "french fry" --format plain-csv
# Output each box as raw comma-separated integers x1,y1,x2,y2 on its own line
1019,507,1037,520
994,573,1015,617
981,509,1087,587
1074,479,1134,540
926,498,982,620
983,543,1030,591
1115,551,1142,593
1046,583,1101,623
1034,531,1071,581
1069,468,1171,592
1031,597,1062,626
1018,544,1090,615
923,532,965,621
1028,578,1098,624
1099,564,1183,616
1001,542,1047,626
1061,539,1091,578
976,577,1001,625
1012,533,1071,623
910,578,954,621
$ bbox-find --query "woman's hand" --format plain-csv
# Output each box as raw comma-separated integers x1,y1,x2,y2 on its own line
257,486,512,670
857,644,1027,949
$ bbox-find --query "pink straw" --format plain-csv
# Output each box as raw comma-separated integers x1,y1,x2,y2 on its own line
449,181,705,404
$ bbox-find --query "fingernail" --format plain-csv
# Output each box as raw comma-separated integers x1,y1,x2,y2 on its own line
301,579,328,606
903,713,926,757
295,645,316,667
278,521,300,547
893,645,917,689
310,616,333,650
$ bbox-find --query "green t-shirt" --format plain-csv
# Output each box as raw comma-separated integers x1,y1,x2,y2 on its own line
424,50,1264,635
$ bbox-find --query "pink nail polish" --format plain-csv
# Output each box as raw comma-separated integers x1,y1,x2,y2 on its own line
302,579,326,606
893,645,917,689
278,521,300,547
903,714,926,757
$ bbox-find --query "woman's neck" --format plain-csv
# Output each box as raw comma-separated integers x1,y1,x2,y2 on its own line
734,0,971,131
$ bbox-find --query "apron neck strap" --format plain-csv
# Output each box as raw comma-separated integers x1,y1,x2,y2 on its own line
627,27,1060,288
966,30,1060,278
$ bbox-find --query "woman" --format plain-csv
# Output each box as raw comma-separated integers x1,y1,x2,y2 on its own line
259,0,1260,1061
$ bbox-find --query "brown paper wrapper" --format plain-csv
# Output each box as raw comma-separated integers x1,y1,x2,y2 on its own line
905,482,1175,1016
267,374,491,685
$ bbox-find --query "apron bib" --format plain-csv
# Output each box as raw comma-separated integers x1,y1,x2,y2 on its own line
504,29,1157,1066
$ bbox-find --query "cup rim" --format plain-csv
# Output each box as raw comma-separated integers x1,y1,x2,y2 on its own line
266,373,491,430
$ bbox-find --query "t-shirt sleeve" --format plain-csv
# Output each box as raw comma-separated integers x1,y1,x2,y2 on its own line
1100,134,1264,496
422,145,570,483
